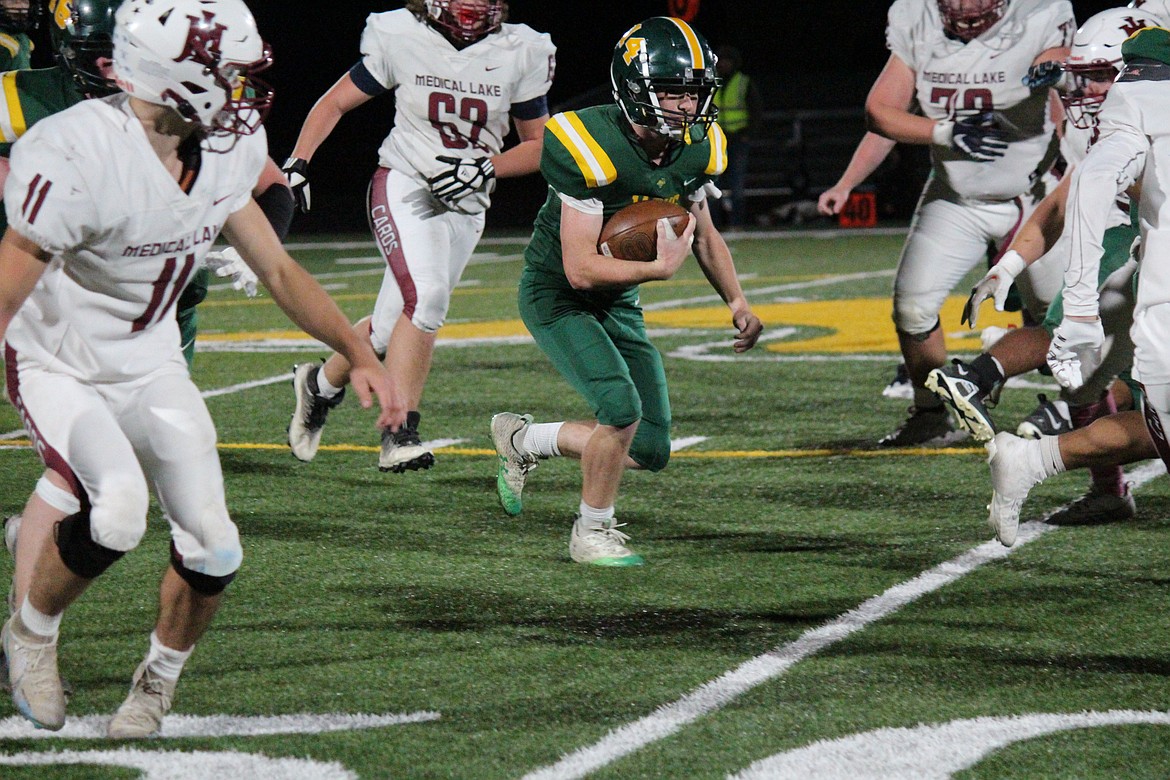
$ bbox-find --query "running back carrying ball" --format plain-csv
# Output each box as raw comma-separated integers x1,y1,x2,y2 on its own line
597,199,689,262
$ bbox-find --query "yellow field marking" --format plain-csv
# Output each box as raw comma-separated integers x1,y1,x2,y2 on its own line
197,295,1019,353
0,439,984,458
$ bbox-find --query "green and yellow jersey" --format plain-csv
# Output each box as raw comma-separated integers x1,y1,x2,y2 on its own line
0,31,32,72
523,103,727,291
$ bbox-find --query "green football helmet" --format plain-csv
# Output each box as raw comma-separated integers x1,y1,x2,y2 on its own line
49,0,122,98
610,16,720,142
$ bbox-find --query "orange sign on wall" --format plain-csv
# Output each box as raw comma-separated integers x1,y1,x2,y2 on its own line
839,191,877,228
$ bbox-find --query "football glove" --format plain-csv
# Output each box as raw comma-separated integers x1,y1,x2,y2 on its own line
281,157,311,213
204,247,259,298
427,155,495,208
962,250,1027,328
1047,317,1105,391
1023,60,1064,90
951,111,1009,162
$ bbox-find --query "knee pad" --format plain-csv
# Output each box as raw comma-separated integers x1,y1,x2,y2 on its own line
895,318,940,344
56,512,125,579
170,543,238,596
629,422,671,473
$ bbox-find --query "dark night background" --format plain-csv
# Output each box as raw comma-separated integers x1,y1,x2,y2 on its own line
127,1,1127,233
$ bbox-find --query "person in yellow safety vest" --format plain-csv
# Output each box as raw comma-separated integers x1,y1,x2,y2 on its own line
713,44,762,229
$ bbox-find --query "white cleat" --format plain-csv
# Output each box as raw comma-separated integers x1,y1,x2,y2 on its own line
108,661,176,739
1,613,64,730
569,518,645,566
491,412,538,516
986,432,1046,547
287,362,344,462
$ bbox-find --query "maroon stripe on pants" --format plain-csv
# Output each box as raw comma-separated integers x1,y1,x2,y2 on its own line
1141,388,1170,470
366,167,417,321
4,344,89,511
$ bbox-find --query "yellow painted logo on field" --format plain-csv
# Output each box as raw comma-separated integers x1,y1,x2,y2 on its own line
198,296,1020,354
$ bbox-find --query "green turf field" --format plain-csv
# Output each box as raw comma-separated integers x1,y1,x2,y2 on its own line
1,228,1168,779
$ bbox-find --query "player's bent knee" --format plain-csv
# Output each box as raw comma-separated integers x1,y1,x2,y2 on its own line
410,293,452,334
170,554,238,596
595,386,642,429
895,317,941,344
629,429,671,473
56,512,126,579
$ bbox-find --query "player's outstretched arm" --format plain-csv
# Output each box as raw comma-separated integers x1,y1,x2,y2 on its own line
221,202,405,430
817,132,896,216
283,74,375,213
688,199,761,353
0,228,48,344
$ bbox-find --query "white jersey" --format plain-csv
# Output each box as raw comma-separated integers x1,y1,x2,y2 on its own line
887,0,1074,201
359,10,555,212
4,94,266,382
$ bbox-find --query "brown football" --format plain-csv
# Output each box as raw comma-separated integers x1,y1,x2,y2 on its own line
597,199,690,262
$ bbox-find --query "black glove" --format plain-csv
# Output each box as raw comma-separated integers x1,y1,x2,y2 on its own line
281,157,311,213
427,155,495,208
1023,60,1064,90
952,112,1009,162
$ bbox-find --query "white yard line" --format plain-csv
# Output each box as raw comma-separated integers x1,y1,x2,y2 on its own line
522,459,1167,779
643,270,896,311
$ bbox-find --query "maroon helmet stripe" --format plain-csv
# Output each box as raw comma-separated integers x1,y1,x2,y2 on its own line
366,167,418,320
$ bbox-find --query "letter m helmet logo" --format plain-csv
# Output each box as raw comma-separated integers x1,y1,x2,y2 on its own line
174,10,226,64
1121,15,1150,37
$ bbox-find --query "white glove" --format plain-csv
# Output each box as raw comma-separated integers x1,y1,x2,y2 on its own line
427,155,495,208
204,247,258,298
1047,317,1105,391
961,250,1027,329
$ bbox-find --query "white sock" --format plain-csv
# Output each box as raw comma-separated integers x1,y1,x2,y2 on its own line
523,422,563,457
577,501,614,529
145,631,193,682
315,368,343,400
1039,434,1065,476
19,597,61,640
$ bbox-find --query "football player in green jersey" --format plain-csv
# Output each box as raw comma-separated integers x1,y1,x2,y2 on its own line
0,0,34,72
491,17,762,566
2,0,295,625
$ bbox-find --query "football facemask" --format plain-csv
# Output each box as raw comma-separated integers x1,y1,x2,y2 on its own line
424,0,504,44
937,0,1007,42
49,0,121,98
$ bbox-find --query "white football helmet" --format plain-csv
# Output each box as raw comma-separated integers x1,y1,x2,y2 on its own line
1128,0,1170,27
1063,7,1159,129
113,0,272,137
